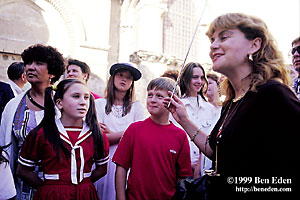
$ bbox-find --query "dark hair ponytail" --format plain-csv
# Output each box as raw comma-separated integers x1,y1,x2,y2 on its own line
28,86,70,159
42,86,70,158
29,79,105,159
85,95,105,159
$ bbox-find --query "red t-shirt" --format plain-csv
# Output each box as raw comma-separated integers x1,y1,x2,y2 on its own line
112,117,192,200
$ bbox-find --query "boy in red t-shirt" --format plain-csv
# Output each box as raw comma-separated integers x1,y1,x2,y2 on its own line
113,77,192,200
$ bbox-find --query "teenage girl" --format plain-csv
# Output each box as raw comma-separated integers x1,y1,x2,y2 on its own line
177,62,220,178
94,63,144,200
16,79,109,200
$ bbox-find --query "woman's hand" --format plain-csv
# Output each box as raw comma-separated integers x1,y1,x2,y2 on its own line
164,91,214,158
99,123,112,134
163,91,190,126
99,123,123,145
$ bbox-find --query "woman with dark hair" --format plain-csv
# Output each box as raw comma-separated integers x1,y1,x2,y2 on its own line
172,62,219,179
165,13,300,199
0,44,65,199
16,79,109,199
94,63,144,200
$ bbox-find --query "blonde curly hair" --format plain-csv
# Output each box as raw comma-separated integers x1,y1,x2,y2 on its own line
206,13,291,103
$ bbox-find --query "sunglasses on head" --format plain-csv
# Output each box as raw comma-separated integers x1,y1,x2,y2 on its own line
291,45,300,55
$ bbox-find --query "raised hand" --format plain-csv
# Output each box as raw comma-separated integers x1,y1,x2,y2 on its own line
163,91,190,125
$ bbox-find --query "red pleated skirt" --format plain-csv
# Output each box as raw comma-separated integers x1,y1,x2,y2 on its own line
33,180,99,200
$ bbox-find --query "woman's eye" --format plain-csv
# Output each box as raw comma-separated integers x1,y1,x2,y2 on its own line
220,36,228,41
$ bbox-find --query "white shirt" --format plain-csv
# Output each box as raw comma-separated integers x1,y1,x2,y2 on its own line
94,98,145,200
0,153,16,200
170,95,220,164
7,80,23,96
0,88,44,172
183,96,219,163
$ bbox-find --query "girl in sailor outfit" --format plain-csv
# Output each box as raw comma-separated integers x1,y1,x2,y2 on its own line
16,79,109,200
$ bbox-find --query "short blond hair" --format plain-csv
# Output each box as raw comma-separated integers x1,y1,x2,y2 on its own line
147,77,180,96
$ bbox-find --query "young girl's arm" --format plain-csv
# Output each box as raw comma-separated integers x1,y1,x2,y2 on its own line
100,123,124,145
115,165,127,200
91,163,107,183
16,164,43,188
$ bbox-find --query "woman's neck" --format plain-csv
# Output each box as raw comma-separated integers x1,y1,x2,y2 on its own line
60,115,83,127
231,77,251,100
28,84,50,107
209,95,220,108
30,83,50,97
186,91,198,97
114,90,126,105
226,66,252,99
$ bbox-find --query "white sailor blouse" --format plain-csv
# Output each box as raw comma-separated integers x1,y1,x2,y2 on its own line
18,119,109,184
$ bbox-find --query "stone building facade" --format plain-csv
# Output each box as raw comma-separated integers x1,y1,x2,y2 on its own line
1,0,298,105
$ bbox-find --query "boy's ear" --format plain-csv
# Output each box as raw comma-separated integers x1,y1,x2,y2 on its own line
82,73,88,82
56,99,63,110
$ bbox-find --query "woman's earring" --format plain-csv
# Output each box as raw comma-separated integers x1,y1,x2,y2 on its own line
248,54,253,62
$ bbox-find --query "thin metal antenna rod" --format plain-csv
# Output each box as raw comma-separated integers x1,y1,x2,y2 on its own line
168,0,208,107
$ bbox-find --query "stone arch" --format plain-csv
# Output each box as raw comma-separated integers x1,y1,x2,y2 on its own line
0,0,87,80
43,0,87,56
0,0,51,80
0,0,86,56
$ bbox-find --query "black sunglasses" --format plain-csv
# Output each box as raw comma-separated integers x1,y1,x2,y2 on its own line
292,46,300,55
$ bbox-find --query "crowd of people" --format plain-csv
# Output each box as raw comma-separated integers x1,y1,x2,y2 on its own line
0,12,299,200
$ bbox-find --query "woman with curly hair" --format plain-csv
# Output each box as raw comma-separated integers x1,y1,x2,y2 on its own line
0,44,65,200
165,13,299,199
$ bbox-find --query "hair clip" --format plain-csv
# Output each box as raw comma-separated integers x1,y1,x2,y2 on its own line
52,84,57,91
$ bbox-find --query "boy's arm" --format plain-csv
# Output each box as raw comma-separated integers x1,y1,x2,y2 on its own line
115,164,127,200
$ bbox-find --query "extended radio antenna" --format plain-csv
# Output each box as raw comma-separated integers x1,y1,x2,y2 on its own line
168,0,208,107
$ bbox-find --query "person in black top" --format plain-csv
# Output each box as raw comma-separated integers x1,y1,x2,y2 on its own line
0,81,14,120
165,13,299,199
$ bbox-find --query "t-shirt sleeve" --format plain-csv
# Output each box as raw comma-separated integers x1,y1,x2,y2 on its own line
95,133,110,166
18,129,43,168
112,124,135,170
176,133,193,177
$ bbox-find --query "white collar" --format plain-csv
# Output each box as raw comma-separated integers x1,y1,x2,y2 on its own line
55,118,91,146
181,95,206,109
7,80,22,95
55,118,91,184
